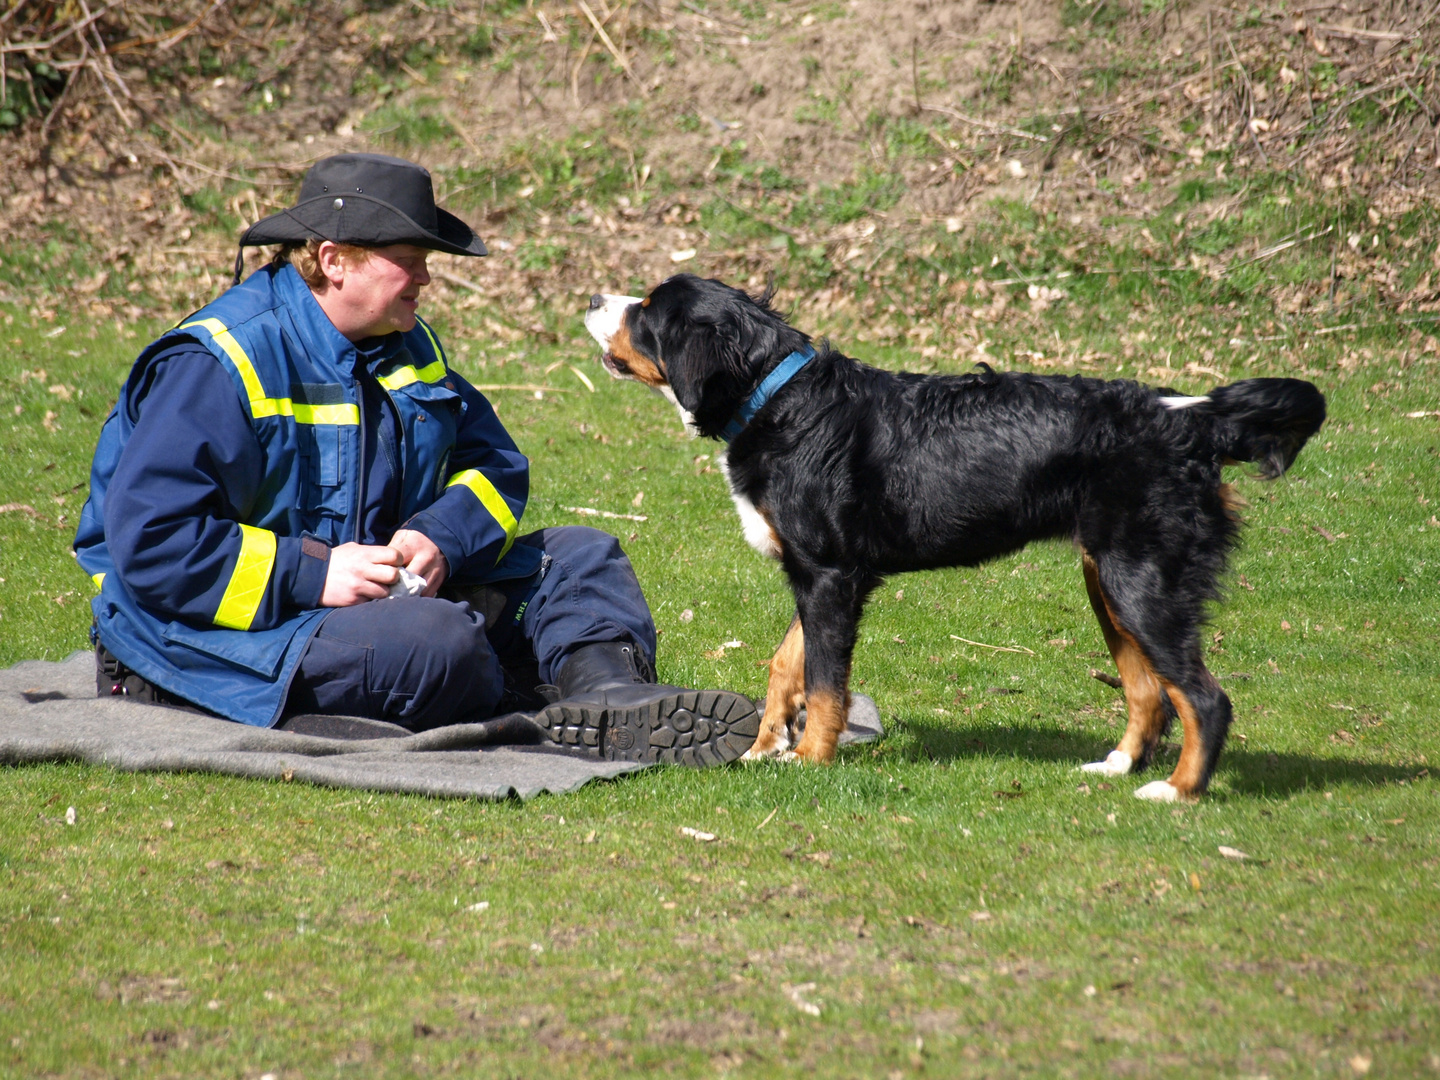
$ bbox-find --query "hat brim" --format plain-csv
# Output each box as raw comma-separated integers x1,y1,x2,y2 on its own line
239,194,487,257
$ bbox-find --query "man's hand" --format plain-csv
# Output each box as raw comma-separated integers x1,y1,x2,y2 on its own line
389,528,448,597
321,543,402,607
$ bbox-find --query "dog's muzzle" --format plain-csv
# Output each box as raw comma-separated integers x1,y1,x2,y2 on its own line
584,293,642,355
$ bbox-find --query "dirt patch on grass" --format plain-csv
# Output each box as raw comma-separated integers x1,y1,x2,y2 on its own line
647,1010,765,1048
2,0,1437,340
610,0,1068,183
94,974,191,1005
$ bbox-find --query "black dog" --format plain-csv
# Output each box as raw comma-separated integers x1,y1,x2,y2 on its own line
585,275,1324,801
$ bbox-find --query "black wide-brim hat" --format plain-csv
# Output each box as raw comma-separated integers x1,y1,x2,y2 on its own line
239,153,487,258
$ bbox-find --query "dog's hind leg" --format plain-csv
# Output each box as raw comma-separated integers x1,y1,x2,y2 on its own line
743,615,806,760
1137,668,1231,802
1079,552,1172,777
1082,553,1233,801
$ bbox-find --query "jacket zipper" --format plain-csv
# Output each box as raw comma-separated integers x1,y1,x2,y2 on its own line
352,374,367,543
381,385,405,522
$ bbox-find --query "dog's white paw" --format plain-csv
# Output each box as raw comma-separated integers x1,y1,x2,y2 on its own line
777,750,800,763
742,738,791,762
1080,750,1134,776
1133,780,1180,802
741,747,781,762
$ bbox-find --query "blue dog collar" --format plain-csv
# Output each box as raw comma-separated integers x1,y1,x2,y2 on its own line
720,346,816,442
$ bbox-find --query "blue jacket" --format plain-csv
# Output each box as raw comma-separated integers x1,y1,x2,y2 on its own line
74,263,539,726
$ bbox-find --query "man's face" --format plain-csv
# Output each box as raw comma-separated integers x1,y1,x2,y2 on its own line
325,243,433,338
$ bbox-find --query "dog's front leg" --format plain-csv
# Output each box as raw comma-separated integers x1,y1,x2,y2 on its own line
789,570,864,764
744,615,806,759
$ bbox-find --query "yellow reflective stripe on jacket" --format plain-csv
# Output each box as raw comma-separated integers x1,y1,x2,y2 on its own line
377,357,447,391
416,317,445,363
446,469,519,561
213,524,277,631
180,318,268,405
288,401,360,424
379,316,449,389
180,318,359,426
92,573,105,590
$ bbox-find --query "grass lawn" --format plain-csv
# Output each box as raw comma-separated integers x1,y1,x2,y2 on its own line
1,295,1437,1079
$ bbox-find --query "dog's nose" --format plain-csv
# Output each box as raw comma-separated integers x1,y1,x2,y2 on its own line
588,294,604,311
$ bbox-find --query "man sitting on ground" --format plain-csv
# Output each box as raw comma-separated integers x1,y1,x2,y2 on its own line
74,152,758,766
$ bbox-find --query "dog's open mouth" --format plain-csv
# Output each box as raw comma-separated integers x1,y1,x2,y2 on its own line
585,294,645,380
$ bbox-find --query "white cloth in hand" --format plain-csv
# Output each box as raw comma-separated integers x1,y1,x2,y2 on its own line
385,567,428,599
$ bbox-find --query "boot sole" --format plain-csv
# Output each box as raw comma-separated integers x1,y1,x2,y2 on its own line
533,690,760,767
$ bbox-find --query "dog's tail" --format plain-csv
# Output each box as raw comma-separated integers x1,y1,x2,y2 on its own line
1166,378,1326,479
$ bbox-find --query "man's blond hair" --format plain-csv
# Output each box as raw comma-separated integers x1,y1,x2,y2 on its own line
271,240,372,290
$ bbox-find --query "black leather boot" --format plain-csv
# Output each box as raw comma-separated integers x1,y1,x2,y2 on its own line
532,642,759,766
95,643,205,713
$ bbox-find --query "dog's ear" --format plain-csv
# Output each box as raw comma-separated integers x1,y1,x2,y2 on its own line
667,303,786,437
667,320,741,428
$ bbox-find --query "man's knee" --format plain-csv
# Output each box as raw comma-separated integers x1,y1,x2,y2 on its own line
398,597,490,669
530,525,625,564
318,597,489,666
297,598,502,725
385,599,501,704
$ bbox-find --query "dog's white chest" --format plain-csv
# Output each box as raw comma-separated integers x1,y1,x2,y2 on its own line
719,456,782,560
733,490,782,560
657,384,701,436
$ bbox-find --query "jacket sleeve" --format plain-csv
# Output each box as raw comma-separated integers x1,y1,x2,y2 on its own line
103,344,330,629
401,376,530,579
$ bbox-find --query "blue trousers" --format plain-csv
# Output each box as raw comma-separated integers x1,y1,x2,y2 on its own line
284,526,657,730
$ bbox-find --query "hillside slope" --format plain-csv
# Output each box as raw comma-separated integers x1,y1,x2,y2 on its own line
1,0,1436,355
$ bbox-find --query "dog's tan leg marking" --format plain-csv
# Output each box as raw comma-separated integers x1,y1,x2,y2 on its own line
743,617,806,760
790,686,847,763
1136,679,1208,803
1080,553,1169,776
1218,481,1247,519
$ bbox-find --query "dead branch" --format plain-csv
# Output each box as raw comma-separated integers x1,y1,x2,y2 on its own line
576,0,647,96
921,103,1048,143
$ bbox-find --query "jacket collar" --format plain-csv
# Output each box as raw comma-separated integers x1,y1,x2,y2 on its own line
272,263,400,373
720,346,816,442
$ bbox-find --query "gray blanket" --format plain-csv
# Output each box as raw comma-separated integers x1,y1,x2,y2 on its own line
0,652,883,800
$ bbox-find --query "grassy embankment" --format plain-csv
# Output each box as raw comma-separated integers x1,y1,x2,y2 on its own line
3,0,1439,1074
4,284,1438,1076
